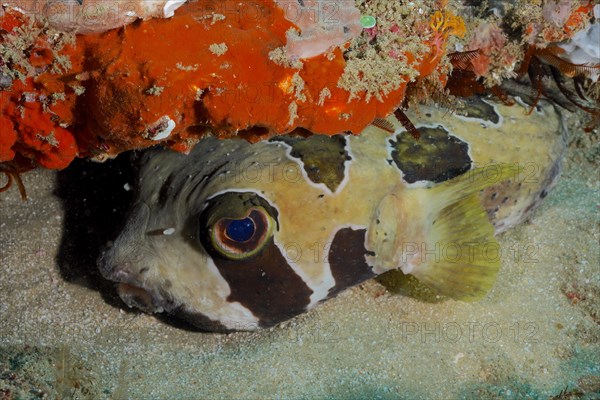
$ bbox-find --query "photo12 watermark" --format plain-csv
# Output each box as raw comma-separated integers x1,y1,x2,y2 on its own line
386,321,540,344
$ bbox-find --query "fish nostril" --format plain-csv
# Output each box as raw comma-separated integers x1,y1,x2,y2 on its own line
110,263,135,282
98,251,149,282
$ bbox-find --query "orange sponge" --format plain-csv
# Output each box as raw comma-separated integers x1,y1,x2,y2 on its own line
1,0,462,169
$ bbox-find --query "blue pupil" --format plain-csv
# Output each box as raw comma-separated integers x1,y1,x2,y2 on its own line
225,218,256,242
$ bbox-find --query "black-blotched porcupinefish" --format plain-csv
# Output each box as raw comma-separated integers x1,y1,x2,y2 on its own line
98,96,565,331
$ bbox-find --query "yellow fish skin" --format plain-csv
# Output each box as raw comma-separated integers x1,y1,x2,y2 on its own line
98,97,565,331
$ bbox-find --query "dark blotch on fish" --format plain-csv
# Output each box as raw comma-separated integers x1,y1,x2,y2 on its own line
270,134,350,192
327,228,376,298
210,238,313,328
389,126,471,184
455,96,501,124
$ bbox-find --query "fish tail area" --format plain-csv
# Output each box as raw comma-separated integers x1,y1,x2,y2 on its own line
405,164,520,301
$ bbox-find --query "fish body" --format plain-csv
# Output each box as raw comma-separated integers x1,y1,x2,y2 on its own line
98,97,565,331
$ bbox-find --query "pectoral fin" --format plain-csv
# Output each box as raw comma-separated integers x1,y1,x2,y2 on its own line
405,165,519,301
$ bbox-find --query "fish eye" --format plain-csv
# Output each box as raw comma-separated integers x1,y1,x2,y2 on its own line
210,208,274,259
223,217,255,242
198,192,279,260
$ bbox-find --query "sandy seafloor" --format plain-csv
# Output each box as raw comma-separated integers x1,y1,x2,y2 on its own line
1,108,599,399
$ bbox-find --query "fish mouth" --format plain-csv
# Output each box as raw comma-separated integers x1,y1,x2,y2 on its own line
117,282,164,314
98,253,175,314
111,266,177,314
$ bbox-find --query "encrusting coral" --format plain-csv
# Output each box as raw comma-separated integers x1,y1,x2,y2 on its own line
0,0,466,170
0,0,598,176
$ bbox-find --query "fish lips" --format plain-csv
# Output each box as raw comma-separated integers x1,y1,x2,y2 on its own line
98,253,174,314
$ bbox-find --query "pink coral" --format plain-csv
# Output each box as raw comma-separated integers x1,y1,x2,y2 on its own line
466,22,508,77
